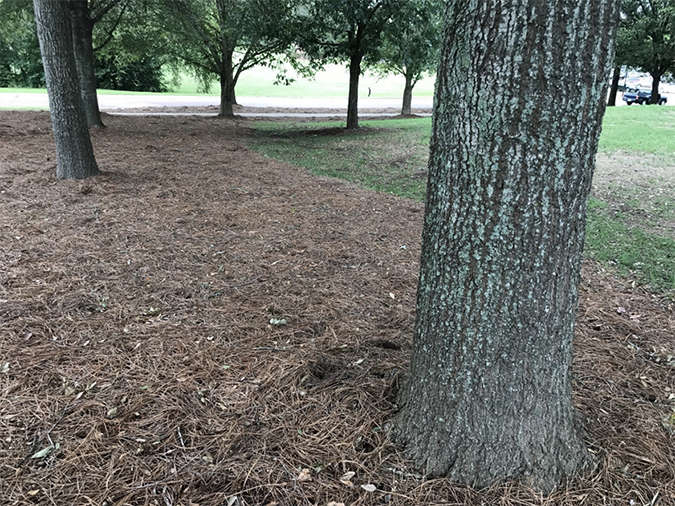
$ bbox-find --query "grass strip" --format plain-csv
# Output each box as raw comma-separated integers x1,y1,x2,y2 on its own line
586,199,675,291
250,114,675,293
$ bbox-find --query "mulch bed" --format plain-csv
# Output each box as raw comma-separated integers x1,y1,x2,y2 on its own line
0,111,673,506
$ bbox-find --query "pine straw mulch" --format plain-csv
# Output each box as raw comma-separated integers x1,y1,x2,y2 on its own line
0,111,673,506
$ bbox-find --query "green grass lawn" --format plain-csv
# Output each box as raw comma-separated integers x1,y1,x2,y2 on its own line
165,64,435,98
253,118,431,200
1,64,436,99
599,106,675,157
236,64,435,98
250,107,675,294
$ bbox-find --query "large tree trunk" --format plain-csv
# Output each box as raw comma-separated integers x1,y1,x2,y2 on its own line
650,72,661,104
401,69,415,115
395,0,619,493
607,65,620,106
33,0,100,179
346,51,362,129
69,0,105,128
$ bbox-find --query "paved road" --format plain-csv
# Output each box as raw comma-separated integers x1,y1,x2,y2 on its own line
107,111,432,118
4,90,674,115
1,93,433,111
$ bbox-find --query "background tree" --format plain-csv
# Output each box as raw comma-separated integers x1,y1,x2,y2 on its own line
618,0,675,103
0,39,10,87
607,8,624,107
0,0,168,95
33,0,100,179
67,0,136,128
94,52,168,91
394,0,619,493
300,0,395,129
93,0,175,92
0,0,45,87
607,64,622,106
160,0,303,117
367,0,442,115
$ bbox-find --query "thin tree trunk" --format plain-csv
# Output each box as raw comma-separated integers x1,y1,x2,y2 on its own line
346,51,362,129
69,0,104,128
607,65,620,106
33,0,100,179
650,72,661,104
401,69,414,115
395,0,619,493
219,51,235,117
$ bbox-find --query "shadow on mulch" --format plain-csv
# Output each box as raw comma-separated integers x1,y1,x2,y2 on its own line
262,126,388,139
0,112,673,506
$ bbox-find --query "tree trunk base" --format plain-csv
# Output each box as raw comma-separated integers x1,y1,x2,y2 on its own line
394,407,592,493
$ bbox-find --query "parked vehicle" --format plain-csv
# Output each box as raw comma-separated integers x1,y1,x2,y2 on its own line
622,88,667,105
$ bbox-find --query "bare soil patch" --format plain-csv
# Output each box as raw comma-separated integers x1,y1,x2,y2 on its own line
0,111,673,506
595,152,675,189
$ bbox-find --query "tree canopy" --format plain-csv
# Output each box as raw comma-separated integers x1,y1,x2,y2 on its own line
367,0,442,115
0,0,171,93
0,0,44,87
618,0,675,101
160,0,305,116
300,0,396,128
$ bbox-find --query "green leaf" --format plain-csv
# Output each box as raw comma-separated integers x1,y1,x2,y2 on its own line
31,446,53,459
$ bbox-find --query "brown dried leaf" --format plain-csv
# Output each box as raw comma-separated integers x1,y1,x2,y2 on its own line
340,471,355,481
339,470,355,487
297,468,312,482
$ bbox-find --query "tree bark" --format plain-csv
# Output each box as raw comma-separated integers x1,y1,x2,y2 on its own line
395,0,619,493
650,72,661,104
346,51,362,129
69,0,104,128
33,0,100,179
219,50,235,117
607,65,620,106
401,69,414,115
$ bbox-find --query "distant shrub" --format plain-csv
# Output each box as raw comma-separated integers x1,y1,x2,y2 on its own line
95,54,168,92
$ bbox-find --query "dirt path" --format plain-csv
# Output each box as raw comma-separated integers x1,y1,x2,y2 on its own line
0,112,673,506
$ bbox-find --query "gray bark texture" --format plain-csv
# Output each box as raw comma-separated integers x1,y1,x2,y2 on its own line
401,70,414,115
33,0,100,179
219,50,235,117
347,51,363,129
69,0,105,128
394,0,619,493
219,73,235,116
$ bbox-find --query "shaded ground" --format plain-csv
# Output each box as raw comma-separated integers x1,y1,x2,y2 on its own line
0,112,673,506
